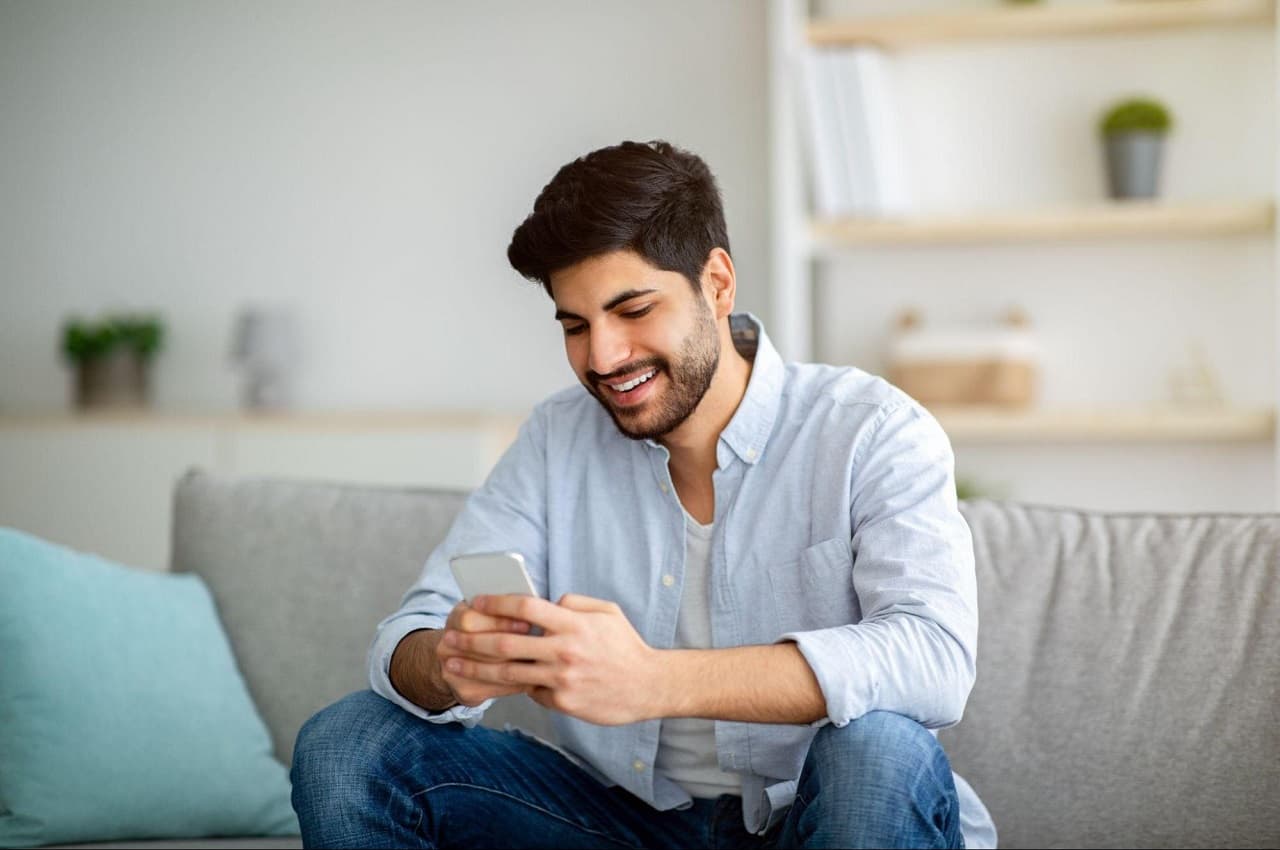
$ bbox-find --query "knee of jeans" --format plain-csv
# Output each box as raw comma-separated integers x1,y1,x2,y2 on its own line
291,690,406,793
806,711,947,787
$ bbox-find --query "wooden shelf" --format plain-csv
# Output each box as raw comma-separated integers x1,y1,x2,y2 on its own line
808,0,1274,48
810,199,1275,247
0,410,525,433
931,405,1276,443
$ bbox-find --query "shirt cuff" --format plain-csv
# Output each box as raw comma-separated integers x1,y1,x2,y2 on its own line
777,628,867,728
368,612,492,726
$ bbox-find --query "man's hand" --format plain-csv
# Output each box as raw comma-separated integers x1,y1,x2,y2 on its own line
443,593,661,725
435,600,534,707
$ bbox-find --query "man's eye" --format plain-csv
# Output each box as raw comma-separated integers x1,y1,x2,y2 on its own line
622,305,654,319
563,324,586,336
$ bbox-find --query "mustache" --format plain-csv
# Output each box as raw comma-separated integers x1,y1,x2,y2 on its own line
587,357,664,387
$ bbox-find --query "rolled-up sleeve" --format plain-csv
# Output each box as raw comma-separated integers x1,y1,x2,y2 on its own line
368,407,550,724
779,401,978,730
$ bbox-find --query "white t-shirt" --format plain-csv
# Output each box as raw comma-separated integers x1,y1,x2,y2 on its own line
653,513,744,799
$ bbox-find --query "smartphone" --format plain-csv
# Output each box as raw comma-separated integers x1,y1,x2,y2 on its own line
448,550,542,635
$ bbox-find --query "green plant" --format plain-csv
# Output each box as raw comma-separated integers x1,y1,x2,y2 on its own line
1100,97,1173,135
61,314,165,363
956,477,983,501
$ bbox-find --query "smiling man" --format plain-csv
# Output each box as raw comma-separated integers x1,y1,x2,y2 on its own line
290,141,996,849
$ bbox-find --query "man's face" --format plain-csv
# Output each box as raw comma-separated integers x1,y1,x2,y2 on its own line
551,250,720,441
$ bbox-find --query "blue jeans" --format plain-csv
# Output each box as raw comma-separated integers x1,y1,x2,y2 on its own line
291,691,962,849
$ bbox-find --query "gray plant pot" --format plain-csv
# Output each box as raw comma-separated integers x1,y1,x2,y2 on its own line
1104,131,1165,199
75,349,151,409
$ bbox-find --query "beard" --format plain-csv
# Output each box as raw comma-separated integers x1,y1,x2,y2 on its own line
587,300,720,442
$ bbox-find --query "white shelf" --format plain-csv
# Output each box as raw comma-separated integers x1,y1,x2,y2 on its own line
0,409,524,433
932,406,1276,443
810,200,1275,247
808,0,1274,48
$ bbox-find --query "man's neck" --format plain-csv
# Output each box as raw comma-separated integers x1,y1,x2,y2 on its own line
660,324,754,481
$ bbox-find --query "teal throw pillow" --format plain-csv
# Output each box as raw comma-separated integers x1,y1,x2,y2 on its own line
0,528,300,847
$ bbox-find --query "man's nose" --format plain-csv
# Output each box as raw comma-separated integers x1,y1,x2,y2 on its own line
588,324,632,378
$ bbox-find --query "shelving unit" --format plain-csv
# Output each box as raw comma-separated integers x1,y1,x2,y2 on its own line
768,0,1280,509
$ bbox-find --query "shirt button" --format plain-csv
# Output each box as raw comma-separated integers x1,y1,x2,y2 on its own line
633,759,646,772
746,448,758,461
662,574,675,587
659,482,670,493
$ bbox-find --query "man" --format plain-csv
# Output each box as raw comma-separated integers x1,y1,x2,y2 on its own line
291,140,996,849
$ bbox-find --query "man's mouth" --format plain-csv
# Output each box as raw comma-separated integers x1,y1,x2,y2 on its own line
606,369,657,393
599,368,660,407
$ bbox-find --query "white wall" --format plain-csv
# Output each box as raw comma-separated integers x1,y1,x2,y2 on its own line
0,0,769,415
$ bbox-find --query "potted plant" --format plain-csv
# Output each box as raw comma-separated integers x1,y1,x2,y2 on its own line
61,314,165,409
1099,96,1174,200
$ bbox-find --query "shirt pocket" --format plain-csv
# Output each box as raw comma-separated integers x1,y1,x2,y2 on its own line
763,536,858,636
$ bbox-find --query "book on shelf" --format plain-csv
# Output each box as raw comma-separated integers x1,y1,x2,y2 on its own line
797,46,912,218
797,48,853,216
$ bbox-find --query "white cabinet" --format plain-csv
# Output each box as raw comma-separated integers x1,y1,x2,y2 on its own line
0,413,520,570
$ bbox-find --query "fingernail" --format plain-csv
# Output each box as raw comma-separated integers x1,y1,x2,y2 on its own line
472,596,487,611
446,659,462,672
443,631,458,646
511,621,529,633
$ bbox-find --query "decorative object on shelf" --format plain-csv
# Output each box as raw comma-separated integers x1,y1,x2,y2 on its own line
1167,340,1226,407
229,306,301,411
60,314,165,410
887,307,1039,407
956,475,1009,501
1100,96,1173,199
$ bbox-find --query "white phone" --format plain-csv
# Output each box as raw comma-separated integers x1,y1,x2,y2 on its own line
448,551,543,635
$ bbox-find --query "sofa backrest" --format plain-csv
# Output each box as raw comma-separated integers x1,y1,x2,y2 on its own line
173,472,1280,847
945,500,1280,849
172,470,553,768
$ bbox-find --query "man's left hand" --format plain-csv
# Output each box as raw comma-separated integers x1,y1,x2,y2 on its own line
443,593,662,725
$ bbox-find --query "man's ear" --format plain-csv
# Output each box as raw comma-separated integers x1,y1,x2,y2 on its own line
701,248,736,320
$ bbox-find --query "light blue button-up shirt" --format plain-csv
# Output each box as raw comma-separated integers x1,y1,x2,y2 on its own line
370,314,996,847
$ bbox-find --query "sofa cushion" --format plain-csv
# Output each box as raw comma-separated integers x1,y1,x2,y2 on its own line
0,528,299,848
945,501,1280,849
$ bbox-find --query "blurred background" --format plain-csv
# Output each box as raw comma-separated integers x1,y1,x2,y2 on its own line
1,0,1276,570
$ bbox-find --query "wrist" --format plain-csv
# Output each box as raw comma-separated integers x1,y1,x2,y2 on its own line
391,629,459,712
647,648,695,720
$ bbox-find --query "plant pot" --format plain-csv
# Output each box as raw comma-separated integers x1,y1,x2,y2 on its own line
1104,131,1165,200
75,349,151,409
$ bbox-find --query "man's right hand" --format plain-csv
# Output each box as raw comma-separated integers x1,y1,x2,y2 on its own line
435,600,534,707
389,601,535,712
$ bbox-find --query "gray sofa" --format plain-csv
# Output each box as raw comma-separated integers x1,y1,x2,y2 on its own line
89,469,1280,848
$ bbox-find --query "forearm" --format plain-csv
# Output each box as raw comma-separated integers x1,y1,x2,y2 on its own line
656,642,828,725
389,628,458,712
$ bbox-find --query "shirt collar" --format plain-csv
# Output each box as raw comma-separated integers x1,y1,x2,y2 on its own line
717,312,784,466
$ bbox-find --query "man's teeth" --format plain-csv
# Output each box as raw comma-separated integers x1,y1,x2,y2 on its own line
609,370,657,392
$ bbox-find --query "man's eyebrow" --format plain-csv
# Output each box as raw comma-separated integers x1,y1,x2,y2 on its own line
554,288,658,322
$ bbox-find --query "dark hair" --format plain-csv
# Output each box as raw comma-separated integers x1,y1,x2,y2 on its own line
507,140,730,297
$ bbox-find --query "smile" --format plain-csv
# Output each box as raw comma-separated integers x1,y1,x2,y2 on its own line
607,369,657,393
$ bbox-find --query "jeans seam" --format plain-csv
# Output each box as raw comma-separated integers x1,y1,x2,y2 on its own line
410,781,642,849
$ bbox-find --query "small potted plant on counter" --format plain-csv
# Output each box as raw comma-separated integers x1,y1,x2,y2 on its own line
61,314,165,409
1100,96,1174,200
